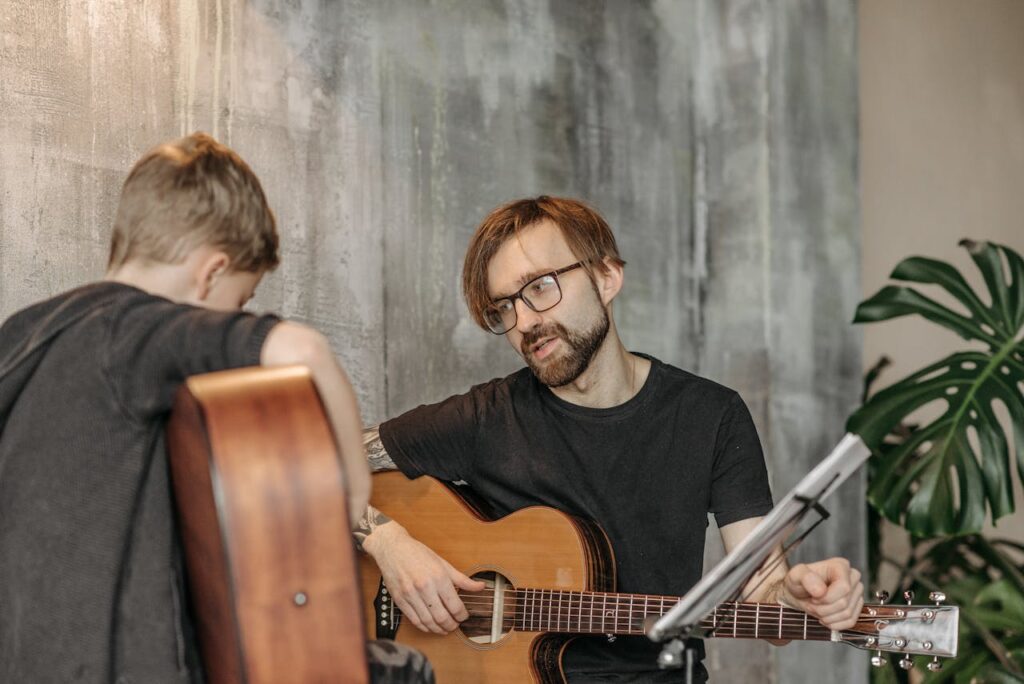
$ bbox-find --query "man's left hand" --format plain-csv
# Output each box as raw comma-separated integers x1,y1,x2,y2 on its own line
781,558,864,631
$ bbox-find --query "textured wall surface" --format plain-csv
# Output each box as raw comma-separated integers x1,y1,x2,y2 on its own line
0,1,862,681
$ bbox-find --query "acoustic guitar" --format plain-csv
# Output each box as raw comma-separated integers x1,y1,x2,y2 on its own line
167,366,368,684
360,472,959,683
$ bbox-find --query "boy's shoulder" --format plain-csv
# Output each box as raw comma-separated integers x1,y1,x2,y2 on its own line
1,283,136,350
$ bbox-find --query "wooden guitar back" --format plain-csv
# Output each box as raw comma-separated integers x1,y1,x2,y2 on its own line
167,366,368,683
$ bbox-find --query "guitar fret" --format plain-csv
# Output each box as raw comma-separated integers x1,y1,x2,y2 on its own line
552,590,557,632
571,591,577,632
565,591,571,632
533,588,538,631
557,591,562,632
588,592,593,633
638,593,647,638
626,595,632,635
509,590,878,645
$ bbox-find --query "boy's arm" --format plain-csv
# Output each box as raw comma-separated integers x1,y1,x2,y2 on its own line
260,321,370,526
356,426,485,635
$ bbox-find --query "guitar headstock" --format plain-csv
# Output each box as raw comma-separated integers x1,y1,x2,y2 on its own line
839,591,958,672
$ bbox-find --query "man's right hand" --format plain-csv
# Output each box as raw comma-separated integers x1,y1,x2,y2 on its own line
362,520,486,634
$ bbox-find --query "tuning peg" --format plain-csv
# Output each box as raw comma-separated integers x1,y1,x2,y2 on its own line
903,590,915,605
871,653,887,668
875,590,890,604
928,591,946,606
927,657,943,672
899,656,914,670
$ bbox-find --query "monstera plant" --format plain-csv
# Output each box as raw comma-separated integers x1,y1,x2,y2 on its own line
849,240,1024,683
849,240,1024,537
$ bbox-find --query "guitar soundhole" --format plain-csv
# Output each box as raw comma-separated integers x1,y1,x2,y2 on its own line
459,570,516,645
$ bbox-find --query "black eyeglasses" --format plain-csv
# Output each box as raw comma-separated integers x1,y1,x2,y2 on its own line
482,261,585,335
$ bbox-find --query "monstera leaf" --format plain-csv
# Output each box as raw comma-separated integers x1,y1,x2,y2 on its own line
899,536,1024,682
847,240,1024,536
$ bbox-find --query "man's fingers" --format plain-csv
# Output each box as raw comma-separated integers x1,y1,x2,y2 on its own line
449,565,487,592
393,596,434,634
426,596,460,632
407,588,457,634
817,594,864,631
813,583,865,625
437,563,485,621
821,578,853,605
817,567,862,608
789,564,827,599
439,582,470,622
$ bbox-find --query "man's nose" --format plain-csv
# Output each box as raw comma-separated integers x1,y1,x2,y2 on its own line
514,298,542,333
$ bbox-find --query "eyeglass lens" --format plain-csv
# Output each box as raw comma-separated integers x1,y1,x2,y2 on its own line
484,273,562,334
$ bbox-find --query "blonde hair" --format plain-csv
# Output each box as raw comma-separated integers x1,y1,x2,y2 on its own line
462,196,626,329
107,132,279,272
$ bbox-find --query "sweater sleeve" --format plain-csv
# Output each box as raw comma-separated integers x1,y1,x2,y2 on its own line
103,297,280,421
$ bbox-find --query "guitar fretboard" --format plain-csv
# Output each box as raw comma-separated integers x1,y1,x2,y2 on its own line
460,588,834,641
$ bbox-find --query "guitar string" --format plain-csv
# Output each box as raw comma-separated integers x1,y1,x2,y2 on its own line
395,589,927,632
403,598,905,631
453,602,883,621
454,619,861,641
452,596,919,621
455,616,869,633
454,589,922,611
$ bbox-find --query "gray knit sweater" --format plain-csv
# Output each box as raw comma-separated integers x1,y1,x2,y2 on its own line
0,282,278,684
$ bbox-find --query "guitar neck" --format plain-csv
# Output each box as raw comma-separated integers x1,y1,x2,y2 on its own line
478,588,834,641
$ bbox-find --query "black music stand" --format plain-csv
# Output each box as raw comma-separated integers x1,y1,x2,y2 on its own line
647,433,871,682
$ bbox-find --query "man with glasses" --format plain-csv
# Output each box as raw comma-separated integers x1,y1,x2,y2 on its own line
355,196,863,682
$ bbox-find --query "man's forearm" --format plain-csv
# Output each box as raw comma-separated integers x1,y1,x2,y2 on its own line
355,425,398,552
354,503,394,552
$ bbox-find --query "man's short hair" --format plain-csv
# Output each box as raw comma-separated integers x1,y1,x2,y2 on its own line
462,196,626,330
107,132,279,273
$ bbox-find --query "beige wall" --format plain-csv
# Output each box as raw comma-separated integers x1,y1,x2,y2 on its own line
860,0,1024,576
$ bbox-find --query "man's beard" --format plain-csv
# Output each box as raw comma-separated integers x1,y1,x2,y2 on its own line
520,308,610,387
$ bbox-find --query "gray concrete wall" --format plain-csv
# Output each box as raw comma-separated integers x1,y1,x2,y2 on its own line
0,1,863,681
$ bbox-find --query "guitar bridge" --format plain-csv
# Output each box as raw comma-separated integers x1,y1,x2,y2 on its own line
374,579,401,640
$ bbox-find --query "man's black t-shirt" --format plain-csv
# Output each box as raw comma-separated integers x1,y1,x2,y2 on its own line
0,282,279,684
380,355,774,680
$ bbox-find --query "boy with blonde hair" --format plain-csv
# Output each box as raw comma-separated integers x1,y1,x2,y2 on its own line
0,134,429,683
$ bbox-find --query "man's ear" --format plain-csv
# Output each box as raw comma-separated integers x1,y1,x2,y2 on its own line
194,250,231,302
593,256,624,305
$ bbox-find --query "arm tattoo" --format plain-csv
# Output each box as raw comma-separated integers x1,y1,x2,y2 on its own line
354,426,397,552
362,425,397,472
354,503,392,552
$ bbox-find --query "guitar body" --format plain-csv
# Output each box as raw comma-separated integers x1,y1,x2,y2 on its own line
362,474,961,682
360,472,615,684
167,366,368,684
